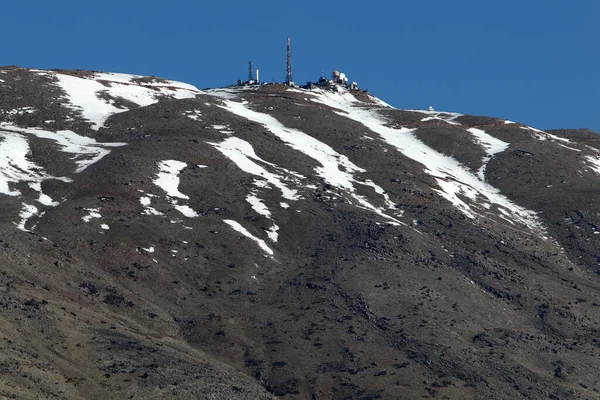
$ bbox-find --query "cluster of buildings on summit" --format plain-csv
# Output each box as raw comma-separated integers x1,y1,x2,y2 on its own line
234,38,363,92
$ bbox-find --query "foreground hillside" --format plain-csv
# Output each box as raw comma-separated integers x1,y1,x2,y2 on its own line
0,67,599,399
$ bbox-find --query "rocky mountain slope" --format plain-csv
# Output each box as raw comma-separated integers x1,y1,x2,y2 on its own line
0,66,599,399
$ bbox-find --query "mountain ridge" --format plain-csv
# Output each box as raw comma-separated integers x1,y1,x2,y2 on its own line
0,66,599,399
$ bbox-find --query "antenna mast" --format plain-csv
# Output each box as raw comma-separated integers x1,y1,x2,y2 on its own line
285,37,293,85
248,61,253,83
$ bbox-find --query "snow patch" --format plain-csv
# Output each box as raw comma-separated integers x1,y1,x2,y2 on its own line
421,114,461,125
15,203,38,232
211,137,301,201
556,143,581,152
82,208,101,222
224,219,274,256
184,110,202,121
155,160,189,199
408,108,463,124
152,160,198,217
1,124,126,173
247,194,271,218
520,126,570,143
267,224,279,242
140,196,164,216
28,182,59,206
467,128,510,180
50,71,200,130
0,130,71,196
585,156,600,175
174,205,198,217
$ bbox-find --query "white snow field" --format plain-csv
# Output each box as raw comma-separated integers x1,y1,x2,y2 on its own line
47,70,201,130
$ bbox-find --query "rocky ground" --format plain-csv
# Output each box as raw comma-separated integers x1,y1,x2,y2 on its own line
0,67,599,399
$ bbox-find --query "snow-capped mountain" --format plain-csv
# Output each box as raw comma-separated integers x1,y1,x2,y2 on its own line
0,67,599,399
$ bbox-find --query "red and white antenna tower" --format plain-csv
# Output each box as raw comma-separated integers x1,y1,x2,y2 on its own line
285,37,293,85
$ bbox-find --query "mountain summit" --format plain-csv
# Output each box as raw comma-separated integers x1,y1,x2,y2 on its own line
0,67,599,399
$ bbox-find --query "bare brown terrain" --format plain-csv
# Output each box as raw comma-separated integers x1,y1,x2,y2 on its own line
0,67,599,399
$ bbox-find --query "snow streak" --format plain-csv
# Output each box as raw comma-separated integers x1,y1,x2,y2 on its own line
309,89,545,234
216,100,403,225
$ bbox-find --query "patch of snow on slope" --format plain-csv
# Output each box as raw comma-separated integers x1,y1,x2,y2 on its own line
268,224,279,242
155,160,189,199
421,114,461,125
0,132,46,196
411,108,463,125
28,183,59,206
153,160,198,217
140,196,163,216
94,82,163,107
0,130,72,196
211,137,301,200
520,126,570,143
184,110,202,121
1,124,126,172
50,71,200,130
585,156,600,175
467,128,510,180
204,87,259,100
94,72,139,83
556,143,581,152
95,72,199,91
224,219,274,256
309,89,544,234
247,194,271,218
174,205,198,218
53,73,123,129
15,203,38,232
217,100,402,225
211,124,234,134
82,208,101,222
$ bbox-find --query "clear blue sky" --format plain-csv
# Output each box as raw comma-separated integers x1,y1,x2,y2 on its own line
3,0,598,131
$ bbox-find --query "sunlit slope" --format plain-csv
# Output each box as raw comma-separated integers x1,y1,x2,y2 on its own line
0,68,598,399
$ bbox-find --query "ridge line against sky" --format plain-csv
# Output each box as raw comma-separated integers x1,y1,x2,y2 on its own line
1,0,598,131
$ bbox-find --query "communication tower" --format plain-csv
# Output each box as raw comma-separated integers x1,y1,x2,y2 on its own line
285,38,294,85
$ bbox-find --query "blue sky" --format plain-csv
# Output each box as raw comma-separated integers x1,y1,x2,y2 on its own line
2,1,598,131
